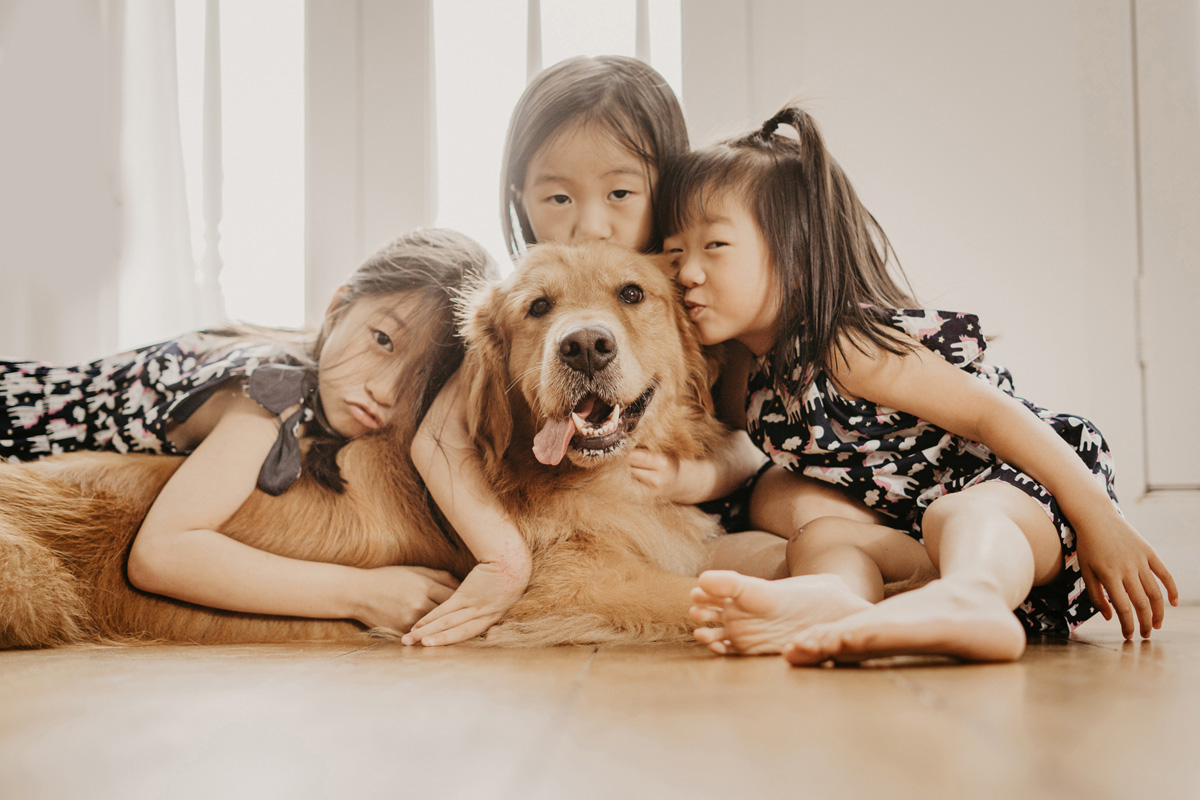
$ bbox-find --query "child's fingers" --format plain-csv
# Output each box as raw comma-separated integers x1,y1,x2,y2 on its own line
628,469,657,488
418,612,500,647
1125,577,1154,639
427,581,456,606
627,449,663,469
1148,551,1179,606
1104,580,1136,640
404,606,487,645
693,625,726,645
1140,567,1166,630
411,567,461,590
1082,565,1112,621
409,594,459,629
689,586,725,606
404,595,473,640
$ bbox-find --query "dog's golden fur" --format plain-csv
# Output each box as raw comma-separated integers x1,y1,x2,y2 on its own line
461,243,725,645
0,437,474,648
0,242,725,649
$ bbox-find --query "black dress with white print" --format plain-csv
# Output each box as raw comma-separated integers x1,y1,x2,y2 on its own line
1,332,317,496
746,308,1115,636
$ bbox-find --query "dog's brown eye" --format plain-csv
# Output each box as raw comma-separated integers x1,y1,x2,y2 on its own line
619,284,644,305
529,297,553,317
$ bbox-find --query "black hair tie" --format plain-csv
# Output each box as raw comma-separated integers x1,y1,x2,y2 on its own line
760,115,785,136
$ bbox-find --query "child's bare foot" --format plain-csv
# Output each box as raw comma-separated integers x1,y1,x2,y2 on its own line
782,578,1026,666
689,570,872,655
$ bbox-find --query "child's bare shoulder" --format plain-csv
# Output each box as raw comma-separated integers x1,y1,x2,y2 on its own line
829,328,922,400
167,381,280,451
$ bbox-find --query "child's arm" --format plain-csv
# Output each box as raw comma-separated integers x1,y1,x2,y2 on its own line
629,428,767,504
404,370,532,646
127,389,459,632
835,334,1179,639
630,340,766,501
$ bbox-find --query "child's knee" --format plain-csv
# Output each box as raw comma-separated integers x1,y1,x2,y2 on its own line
787,516,863,558
921,490,987,533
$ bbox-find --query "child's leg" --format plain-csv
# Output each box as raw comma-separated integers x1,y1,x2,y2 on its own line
705,467,881,581
705,531,789,580
749,466,884,535
785,516,937,601
784,482,1061,665
691,517,934,655
701,468,890,596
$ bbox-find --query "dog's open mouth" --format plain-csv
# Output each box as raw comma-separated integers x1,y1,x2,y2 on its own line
532,384,656,466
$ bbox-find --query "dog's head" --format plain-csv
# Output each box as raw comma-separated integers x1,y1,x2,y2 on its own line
460,242,716,475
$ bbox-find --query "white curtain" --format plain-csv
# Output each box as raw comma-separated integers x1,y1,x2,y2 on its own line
0,0,217,361
116,0,207,350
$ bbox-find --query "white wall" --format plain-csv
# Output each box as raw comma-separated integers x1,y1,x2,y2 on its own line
0,0,121,363
682,0,1199,598
1136,0,1200,489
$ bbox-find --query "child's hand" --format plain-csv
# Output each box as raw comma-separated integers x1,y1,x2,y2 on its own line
400,557,532,646
630,448,701,503
1076,514,1178,639
354,566,460,632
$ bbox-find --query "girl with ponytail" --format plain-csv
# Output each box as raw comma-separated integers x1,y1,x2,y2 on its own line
656,104,1176,665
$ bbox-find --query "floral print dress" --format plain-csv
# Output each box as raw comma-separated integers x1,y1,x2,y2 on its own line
1,332,317,495
746,309,1116,636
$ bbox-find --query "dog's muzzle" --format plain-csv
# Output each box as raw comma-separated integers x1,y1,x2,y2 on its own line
558,325,616,379
531,383,657,467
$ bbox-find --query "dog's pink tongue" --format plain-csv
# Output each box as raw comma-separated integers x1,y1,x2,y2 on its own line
533,417,576,466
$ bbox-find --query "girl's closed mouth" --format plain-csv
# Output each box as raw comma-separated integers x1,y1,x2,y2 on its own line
684,299,706,320
347,401,382,430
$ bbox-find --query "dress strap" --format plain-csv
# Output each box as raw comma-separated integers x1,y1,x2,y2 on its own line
246,364,318,496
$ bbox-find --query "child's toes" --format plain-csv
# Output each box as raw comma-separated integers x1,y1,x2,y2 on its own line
707,638,731,655
690,586,725,606
783,637,827,666
697,570,746,599
690,605,723,624
693,625,726,645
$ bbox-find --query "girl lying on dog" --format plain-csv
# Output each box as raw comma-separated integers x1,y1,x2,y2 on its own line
1,229,495,633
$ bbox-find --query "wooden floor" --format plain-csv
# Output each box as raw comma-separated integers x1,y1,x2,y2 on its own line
2,609,1199,800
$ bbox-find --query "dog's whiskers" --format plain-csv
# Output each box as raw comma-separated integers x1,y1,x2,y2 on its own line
506,364,543,394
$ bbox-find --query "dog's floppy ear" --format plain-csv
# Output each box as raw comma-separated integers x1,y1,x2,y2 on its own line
459,280,514,474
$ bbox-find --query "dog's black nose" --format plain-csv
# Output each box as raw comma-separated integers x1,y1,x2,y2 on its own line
559,325,617,376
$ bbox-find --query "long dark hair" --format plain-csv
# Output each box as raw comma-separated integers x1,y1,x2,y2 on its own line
500,55,689,259
657,103,916,397
209,228,497,492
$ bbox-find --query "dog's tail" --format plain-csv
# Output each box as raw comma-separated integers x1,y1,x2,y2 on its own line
0,455,174,649
0,526,95,648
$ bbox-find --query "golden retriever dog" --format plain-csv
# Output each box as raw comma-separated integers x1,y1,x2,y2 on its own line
0,242,724,649
457,242,725,646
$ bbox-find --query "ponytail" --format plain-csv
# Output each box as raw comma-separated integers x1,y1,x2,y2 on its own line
659,103,916,397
